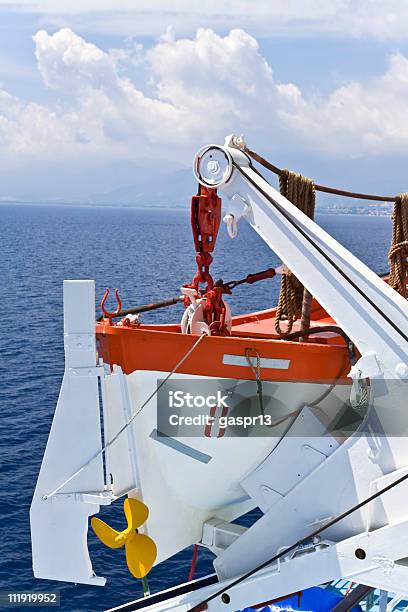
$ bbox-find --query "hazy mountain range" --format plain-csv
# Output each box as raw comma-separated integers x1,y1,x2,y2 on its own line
0,152,406,208
87,168,197,207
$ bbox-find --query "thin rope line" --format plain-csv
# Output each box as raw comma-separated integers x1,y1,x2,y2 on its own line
43,333,207,500
244,348,264,417
245,147,397,203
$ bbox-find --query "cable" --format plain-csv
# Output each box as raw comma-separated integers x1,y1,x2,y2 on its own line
245,147,397,203
190,468,408,612
282,324,355,357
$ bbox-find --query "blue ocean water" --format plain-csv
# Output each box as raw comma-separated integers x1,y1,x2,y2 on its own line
0,203,392,611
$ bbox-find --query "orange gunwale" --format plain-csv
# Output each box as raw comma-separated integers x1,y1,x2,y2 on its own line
96,299,352,385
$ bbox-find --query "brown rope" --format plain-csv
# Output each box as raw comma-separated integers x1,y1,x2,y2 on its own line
245,147,396,203
388,193,408,298
275,170,316,335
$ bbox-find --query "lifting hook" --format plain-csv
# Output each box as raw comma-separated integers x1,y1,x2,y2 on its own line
101,288,122,321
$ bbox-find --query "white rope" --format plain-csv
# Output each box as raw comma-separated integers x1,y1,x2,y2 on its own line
43,332,207,500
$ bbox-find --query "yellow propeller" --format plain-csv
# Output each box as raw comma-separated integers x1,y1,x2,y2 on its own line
91,498,157,579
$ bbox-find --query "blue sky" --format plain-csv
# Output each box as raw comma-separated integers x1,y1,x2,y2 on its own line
0,1,408,201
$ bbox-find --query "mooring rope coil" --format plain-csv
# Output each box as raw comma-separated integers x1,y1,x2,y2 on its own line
43,332,207,500
275,169,316,335
388,193,408,298
244,144,408,302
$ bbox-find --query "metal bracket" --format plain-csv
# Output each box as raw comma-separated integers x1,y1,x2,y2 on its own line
201,519,247,556
349,352,382,380
223,194,251,238
52,491,113,506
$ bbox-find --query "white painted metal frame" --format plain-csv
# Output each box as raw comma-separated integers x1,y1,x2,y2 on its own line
195,136,408,380
30,280,110,586
107,518,408,612
30,137,408,609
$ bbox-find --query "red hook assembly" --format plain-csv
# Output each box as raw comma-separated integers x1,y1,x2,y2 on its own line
101,288,122,322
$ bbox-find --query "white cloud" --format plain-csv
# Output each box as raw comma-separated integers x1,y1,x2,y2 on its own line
0,26,408,165
282,52,408,156
1,1,408,40
0,27,301,161
34,28,119,93
0,89,74,155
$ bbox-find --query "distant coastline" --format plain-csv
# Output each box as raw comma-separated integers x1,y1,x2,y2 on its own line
0,199,393,216
322,208,392,217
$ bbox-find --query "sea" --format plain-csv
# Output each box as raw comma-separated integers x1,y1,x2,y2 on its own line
0,203,393,611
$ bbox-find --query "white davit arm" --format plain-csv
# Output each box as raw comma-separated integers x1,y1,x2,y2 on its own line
194,136,408,380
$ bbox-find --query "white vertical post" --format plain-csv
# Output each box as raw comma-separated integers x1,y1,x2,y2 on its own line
63,280,98,368
30,280,109,586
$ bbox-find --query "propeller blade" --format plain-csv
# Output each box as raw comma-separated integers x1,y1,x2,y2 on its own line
124,498,149,530
125,534,157,579
92,498,156,579
91,517,123,549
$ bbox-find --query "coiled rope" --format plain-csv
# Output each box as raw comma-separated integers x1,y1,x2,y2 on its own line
244,145,408,302
388,193,408,298
275,170,316,335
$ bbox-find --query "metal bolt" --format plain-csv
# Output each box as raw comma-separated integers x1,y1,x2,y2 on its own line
208,160,220,174
355,548,366,560
396,362,408,378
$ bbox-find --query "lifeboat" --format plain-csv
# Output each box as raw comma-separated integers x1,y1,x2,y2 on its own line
94,271,359,566
30,136,408,604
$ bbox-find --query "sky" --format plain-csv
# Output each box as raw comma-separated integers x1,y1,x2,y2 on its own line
1,1,408,201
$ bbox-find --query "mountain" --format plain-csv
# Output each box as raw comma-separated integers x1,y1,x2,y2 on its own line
1,149,406,208
0,157,185,203
88,167,196,207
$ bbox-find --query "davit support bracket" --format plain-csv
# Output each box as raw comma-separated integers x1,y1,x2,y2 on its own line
106,517,408,612
30,280,110,586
